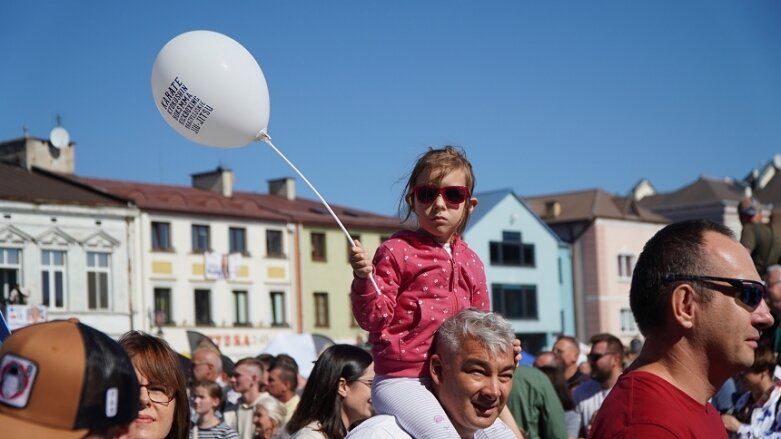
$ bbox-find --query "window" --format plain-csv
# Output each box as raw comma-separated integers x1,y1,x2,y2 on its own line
154,288,172,325
347,235,360,262
41,250,66,309
270,291,286,326
229,227,247,254
233,290,249,325
266,230,284,257
489,231,535,267
194,289,212,325
192,225,210,252
0,248,21,302
311,232,327,261
87,252,110,310
492,284,538,319
314,292,329,327
620,308,638,333
151,222,171,250
618,254,635,279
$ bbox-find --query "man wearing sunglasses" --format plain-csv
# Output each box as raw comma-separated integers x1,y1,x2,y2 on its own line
572,333,624,437
590,219,774,438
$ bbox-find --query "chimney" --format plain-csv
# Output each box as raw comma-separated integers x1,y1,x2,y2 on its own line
268,177,295,201
192,166,234,197
544,200,561,219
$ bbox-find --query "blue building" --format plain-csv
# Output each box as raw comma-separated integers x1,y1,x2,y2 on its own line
465,189,574,355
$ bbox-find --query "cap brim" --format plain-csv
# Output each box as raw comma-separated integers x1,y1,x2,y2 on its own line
0,411,88,439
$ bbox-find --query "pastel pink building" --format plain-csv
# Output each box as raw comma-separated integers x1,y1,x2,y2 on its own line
526,189,667,344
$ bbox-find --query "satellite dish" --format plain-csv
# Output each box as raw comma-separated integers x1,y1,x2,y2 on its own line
49,126,70,149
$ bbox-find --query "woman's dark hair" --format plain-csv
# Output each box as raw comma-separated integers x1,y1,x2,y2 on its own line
286,344,373,439
119,331,189,439
749,346,777,374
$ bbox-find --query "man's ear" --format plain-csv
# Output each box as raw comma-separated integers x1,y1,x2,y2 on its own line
430,353,444,386
337,377,348,398
671,283,697,330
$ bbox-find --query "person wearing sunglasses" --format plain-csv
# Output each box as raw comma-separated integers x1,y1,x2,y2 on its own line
349,146,521,439
572,333,624,437
590,219,774,439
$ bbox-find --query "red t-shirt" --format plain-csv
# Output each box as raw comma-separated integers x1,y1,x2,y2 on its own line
589,371,727,439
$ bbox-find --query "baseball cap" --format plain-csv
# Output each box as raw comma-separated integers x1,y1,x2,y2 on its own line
0,319,139,438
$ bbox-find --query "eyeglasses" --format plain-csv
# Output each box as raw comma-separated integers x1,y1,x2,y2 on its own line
353,379,373,388
412,185,470,205
587,352,618,363
140,383,175,405
661,274,766,310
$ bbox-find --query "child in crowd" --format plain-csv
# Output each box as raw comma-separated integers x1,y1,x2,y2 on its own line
350,146,520,438
191,380,240,439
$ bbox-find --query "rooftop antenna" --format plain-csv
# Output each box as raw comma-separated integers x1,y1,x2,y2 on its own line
49,114,70,150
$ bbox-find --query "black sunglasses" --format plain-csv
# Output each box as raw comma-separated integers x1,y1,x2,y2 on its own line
412,185,470,205
661,274,766,310
587,352,618,363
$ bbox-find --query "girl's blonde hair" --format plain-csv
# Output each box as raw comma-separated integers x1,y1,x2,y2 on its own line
399,145,476,235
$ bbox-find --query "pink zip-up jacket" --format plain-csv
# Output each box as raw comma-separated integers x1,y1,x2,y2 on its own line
351,229,489,378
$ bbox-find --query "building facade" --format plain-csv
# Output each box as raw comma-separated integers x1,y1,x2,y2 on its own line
525,189,667,344
465,189,573,354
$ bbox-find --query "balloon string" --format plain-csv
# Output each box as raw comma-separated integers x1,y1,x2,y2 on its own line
259,137,382,297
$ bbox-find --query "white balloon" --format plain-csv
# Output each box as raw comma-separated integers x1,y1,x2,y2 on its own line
151,30,270,148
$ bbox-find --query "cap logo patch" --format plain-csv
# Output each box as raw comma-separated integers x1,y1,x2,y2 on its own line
106,387,118,417
0,354,37,408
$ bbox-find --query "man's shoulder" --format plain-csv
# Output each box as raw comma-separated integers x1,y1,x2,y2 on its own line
591,371,726,438
346,415,411,439
572,378,602,402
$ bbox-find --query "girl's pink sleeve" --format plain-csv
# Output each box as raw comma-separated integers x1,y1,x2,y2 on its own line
471,259,490,311
350,243,402,332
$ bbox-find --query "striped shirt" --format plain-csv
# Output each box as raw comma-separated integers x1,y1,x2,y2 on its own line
190,422,240,439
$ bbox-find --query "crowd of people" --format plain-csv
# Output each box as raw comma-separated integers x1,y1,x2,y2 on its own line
2,146,781,439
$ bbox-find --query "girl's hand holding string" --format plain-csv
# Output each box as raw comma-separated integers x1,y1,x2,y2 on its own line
350,239,373,279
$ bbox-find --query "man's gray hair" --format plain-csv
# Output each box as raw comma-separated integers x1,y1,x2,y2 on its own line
434,308,515,358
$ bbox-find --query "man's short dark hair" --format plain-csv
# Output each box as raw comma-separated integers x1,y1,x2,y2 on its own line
630,219,734,336
271,353,300,374
271,364,298,391
589,333,625,361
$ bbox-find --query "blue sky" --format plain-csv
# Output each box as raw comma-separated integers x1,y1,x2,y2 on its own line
2,1,780,216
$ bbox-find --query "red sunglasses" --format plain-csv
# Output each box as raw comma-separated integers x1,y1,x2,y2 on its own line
412,185,470,205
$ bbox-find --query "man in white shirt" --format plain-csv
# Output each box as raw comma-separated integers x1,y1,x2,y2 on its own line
573,333,624,436
224,358,268,439
346,309,517,439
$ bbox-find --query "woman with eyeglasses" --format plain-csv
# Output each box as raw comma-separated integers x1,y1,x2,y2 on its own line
285,344,374,439
120,330,190,439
